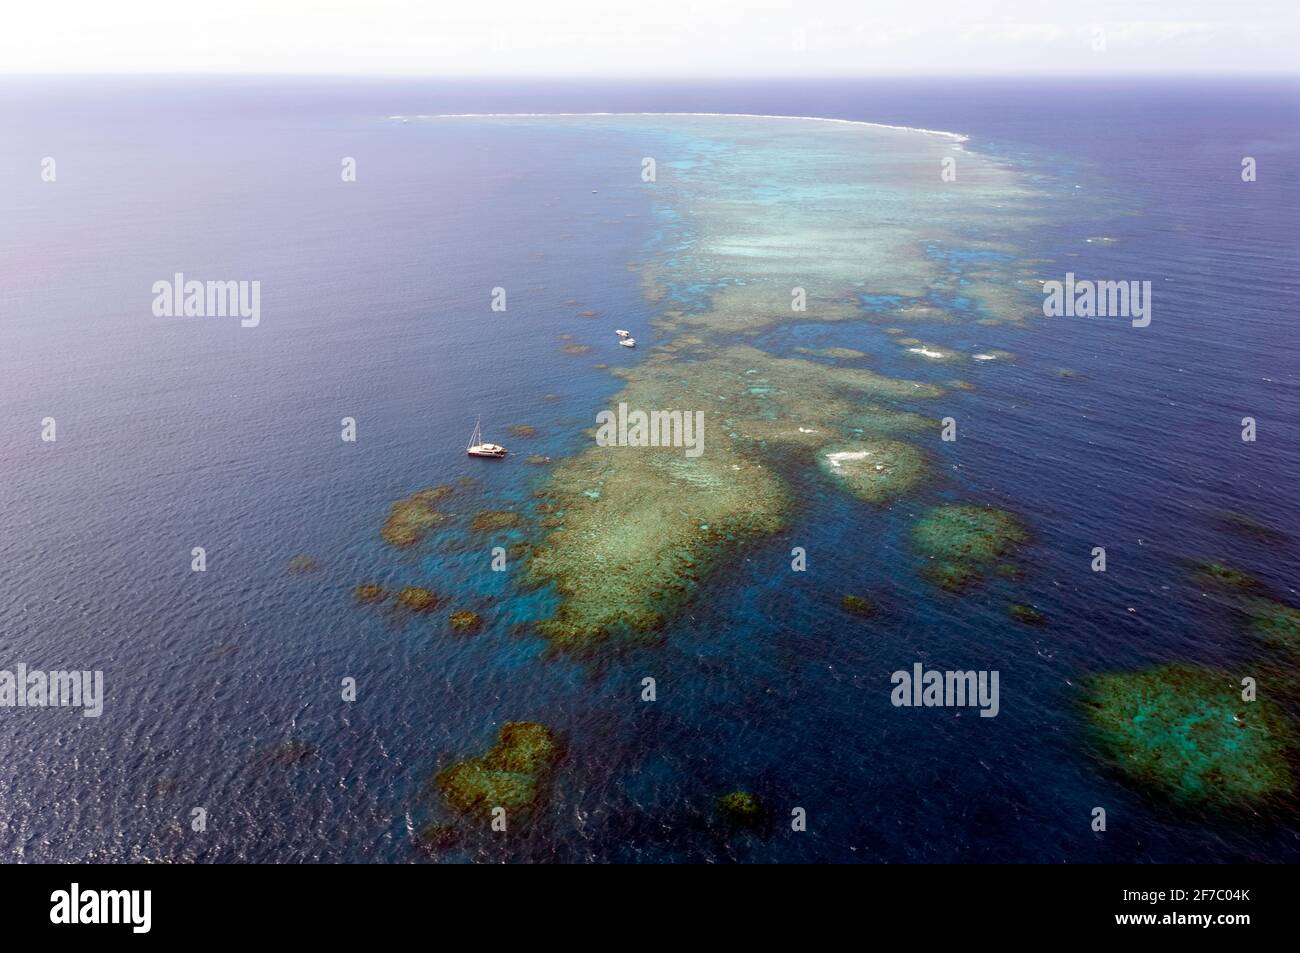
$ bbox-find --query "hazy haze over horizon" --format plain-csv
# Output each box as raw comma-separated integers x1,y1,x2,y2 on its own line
2,0,1297,77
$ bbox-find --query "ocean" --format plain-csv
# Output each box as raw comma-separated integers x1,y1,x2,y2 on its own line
0,77,1297,862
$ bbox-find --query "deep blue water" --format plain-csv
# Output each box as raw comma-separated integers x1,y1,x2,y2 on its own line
1,78,1297,862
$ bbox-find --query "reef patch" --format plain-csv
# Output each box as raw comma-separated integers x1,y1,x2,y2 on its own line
381,486,454,547
397,587,439,612
841,594,878,617
912,504,1028,591
717,790,764,827
449,610,484,634
436,722,563,820
819,439,927,504
471,510,525,533
1086,664,1297,807
354,583,385,604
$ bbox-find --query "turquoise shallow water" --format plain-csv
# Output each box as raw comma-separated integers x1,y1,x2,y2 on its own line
0,78,1297,862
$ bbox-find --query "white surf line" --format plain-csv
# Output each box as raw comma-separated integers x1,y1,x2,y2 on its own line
387,111,970,144
907,346,949,359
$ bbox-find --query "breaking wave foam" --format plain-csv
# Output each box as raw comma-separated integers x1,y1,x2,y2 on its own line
387,111,969,143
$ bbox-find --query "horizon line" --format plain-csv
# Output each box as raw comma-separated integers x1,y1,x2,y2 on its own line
2,71,1299,81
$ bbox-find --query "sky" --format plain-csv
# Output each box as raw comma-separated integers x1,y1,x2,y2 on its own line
1,0,1296,76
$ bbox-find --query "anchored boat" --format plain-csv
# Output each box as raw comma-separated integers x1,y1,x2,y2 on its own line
620,338,636,348
466,417,507,458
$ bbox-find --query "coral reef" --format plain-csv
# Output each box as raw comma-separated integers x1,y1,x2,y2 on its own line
436,722,563,820
1189,560,1262,592
819,439,927,504
381,486,453,547
794,346,868,360
1086,664,1297,807
717,790,764,826
841,594,877,617
449,610,484,634
526,347,942,654
912,504,1028,590
354,583,385,604
509,114,1039,654
471,510,524,533
397,587,438,612
1242,598,1300,661
1214,511,1288,544
1009,603,1045,625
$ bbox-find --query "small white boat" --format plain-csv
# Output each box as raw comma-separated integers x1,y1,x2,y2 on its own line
615,329,630,338
620,338,636,348
466,417,507,459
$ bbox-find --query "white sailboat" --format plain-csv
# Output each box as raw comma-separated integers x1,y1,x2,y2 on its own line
615,329,630,338
466,417,507,458
620,337,636,348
